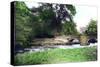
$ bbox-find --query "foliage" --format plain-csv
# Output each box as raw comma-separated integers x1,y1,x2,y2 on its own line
85,19,97,36
31,3,77,36
15,1,33,46
15,1,78,46
61,21,78,35
14,46,97,65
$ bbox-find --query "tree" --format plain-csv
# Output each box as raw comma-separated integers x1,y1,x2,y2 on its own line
61,21,78,35
85,19,97,37
15,1,78,47
15,1,33,47
31,3,77,36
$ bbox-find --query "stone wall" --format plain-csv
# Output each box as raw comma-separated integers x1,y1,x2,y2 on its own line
79,35,89,46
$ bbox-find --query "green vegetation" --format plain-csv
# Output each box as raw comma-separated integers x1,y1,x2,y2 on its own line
15,2,33,46
85,19,97,37
14,2,97,65
62,21,78,35
15,1,78,47
15,46,97,65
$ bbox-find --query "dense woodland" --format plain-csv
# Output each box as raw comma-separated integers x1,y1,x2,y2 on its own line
15,2,97,47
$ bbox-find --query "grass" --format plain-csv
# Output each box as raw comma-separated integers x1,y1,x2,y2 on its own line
14,46,97,65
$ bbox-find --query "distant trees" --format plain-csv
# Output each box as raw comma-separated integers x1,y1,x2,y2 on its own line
85,19,97,38
15,1,78,47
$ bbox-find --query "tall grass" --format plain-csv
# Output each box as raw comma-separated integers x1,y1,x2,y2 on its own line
14,46,97,65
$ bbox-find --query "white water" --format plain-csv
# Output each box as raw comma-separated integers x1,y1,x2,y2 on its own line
24,43,97,53
49,43,97,49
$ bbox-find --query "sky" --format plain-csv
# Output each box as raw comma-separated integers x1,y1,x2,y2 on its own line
25,2,97,32
73,5,97,32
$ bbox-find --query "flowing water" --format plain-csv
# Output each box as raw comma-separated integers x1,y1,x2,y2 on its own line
23,43,97,53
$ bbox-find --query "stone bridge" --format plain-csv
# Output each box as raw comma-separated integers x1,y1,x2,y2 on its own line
31,35,97,46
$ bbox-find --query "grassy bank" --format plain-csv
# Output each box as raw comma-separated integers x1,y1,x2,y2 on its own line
14,46,97,65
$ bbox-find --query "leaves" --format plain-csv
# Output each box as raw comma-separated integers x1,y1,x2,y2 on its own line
62,21,77,35
15,1,77,46
85,19,97,36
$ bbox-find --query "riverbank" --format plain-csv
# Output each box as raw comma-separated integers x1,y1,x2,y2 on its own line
17,43,97,53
